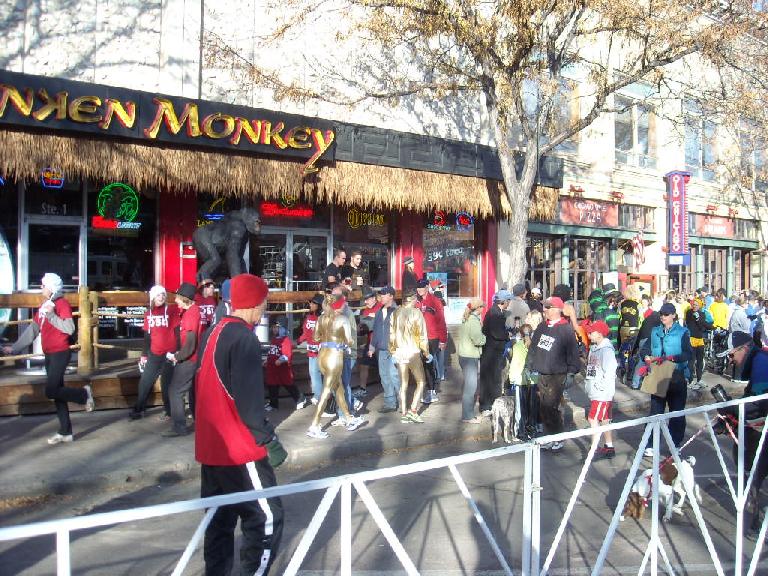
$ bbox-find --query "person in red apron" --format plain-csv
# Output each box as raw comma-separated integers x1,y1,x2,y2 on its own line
3,273,94,444
129,285,180,421
195,273,284,575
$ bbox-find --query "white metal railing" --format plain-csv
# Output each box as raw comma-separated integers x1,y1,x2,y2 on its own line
1,394,767,575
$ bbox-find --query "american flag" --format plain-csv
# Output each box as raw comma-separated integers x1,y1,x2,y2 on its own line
632,230,645,267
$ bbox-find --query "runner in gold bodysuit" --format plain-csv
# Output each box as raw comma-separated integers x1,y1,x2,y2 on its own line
389,293,431,423
306,295,365,438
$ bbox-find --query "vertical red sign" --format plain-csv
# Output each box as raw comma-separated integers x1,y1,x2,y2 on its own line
665,171,691,266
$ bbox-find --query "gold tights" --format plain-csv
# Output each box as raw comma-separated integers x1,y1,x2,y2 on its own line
395,353,426,414
311,348,353,428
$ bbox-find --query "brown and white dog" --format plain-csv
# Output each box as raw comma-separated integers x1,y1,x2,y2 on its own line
620,456,702,521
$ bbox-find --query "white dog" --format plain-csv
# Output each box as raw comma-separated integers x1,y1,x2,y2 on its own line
621,456,703,521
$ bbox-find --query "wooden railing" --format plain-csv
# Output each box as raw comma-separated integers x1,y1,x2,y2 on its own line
0,287,380,373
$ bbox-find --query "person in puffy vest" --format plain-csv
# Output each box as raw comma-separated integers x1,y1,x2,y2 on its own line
640,302,693,454
3,273,94,445
194,273,285,575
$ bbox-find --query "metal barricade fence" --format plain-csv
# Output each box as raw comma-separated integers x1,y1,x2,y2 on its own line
1,394,767,576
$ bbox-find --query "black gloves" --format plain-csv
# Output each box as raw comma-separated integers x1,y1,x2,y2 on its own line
564,373,575,389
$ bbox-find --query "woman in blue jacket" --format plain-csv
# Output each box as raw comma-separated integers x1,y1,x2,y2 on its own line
641,302,693,455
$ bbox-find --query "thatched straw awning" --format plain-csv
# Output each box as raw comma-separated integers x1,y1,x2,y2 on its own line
0,129,561,219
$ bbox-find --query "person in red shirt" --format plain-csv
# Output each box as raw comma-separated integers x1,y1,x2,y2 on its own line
195,278,217,330
195,273,284,575
129,285,180,420
264,318,307,411
297,294,323,404
3,273,94,445
414,278,448,403
162,283,201,437
355,287,382,398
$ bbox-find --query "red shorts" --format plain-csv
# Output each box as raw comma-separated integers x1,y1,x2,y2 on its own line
589,400,613,422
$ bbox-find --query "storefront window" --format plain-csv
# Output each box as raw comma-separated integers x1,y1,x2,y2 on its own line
568,238,609,315
619,204,654,230
422,211,477,297
526,236,559,297
332,206,391,287
702,247,727,293
87,182,156,290
668,246,696,295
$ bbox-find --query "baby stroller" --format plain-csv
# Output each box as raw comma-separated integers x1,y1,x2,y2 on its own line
706,328,729,375
617,327,639,383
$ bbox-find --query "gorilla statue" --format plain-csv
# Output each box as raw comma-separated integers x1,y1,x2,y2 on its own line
193,206,261,282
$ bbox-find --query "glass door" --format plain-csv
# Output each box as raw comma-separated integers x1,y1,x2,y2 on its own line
250,229,330,291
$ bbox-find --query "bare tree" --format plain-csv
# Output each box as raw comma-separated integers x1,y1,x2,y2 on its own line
206,0,768,283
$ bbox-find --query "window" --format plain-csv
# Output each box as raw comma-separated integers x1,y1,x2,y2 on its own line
735,219,759,241
526,237,559,297
684,101,716,182
618,204,654,230
422,212,477,298
568,238,610,318
614,95,656,169
702,247,727,292
333,206,391,287
739,130,768,193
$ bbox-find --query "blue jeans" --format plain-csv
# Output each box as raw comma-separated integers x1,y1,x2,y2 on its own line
377,350,400,409
338,356,356,417
458,356,479,420
307,356,323,400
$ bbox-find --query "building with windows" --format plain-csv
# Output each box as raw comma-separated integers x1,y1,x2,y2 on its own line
0,1,766,325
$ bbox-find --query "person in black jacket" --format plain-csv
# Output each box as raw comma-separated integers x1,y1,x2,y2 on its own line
526,296,582,451
402,256,419,295
478,290,512,415
685,298,712,390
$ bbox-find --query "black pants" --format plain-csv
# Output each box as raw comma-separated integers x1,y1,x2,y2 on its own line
168,361,196,432
479,344,506,412
688,346,704,382
45,350,85,436
267,384,301,408
538,373,566,435
201,459,284,576
426,339,440,392
517,384,540,440
133,352,174,415
649,371,688,448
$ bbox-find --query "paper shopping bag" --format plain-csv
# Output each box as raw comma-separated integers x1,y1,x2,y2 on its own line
639,360,676,397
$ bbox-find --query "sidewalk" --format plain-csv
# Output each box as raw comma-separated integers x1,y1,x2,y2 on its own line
0,368,743,500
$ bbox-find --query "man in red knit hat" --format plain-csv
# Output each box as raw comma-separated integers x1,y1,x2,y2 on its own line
194,273,285,575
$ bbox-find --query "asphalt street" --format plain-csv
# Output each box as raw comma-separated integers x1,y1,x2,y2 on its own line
1,410,765,575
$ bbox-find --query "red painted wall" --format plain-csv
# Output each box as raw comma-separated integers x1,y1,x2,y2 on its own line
480,220,498,307
158,193,198,290
395,212,424,289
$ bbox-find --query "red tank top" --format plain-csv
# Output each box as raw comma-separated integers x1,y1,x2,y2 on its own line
195,317,267,466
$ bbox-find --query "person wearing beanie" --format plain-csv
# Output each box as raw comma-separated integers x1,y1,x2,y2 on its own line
162,283,200,437
194,273,284,575
640,301,693,456
478,290,512,415
129,285,180,421
584,320,617,460
195,278,217,331
3,273,94,445
402,256,419,295
307,294,366,437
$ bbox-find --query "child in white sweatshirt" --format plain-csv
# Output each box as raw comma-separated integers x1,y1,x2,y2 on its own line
585,321,617,460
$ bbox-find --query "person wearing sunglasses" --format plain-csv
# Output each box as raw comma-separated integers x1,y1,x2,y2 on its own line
641,302,693,457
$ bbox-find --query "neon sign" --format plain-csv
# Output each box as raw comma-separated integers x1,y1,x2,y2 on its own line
41,167,64,189
455,211,474,230
347,208,385,229
665,171,690,266
260,201,314,219
92,182,142,232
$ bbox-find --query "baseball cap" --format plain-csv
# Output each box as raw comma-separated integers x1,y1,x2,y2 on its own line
659,303,676,316
175,282,197,301
310,293,325,306
416,278,430,288
717,331,753,357
544,296,565,309
494,289,513,302
379,286,396,296
362,287,376,300
530,287,542,296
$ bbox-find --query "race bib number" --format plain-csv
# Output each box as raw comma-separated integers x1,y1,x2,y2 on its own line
537,334,555,352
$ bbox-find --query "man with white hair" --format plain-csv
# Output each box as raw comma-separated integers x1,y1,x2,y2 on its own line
3,273,94,444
